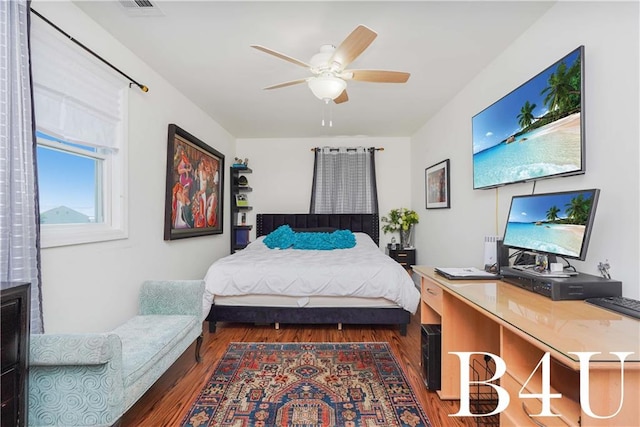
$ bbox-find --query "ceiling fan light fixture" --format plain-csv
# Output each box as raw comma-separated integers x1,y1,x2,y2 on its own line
254,25,408,105
309,44,336,70
307,74,347,101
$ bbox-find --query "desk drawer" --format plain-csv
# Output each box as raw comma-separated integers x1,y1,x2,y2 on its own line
421,278,443,315
501,373,576,427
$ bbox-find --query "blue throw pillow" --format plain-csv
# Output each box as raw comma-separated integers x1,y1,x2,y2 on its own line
293,229,356,250
263,225,295,249
263,225,356,250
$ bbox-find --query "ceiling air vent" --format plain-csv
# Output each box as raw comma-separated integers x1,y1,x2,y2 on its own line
118,0,164,17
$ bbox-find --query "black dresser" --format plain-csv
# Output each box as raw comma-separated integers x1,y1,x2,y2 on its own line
1,282,31,427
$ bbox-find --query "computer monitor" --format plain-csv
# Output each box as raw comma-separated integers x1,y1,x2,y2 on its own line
502,189,600,261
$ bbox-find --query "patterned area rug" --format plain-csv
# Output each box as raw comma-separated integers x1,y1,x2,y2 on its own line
182,342,431,427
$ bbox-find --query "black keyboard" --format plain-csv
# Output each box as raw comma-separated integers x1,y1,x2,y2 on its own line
585,296,640,319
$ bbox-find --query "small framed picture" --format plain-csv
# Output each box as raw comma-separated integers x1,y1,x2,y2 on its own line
237,212,247,226
235,194,248,207
425,159,450,209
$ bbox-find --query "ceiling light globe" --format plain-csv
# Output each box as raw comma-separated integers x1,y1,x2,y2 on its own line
308,75,347,101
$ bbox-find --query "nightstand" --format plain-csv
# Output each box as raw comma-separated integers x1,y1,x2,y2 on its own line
386,245,416,269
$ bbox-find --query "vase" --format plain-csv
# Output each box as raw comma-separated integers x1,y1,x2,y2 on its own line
400,226,413,249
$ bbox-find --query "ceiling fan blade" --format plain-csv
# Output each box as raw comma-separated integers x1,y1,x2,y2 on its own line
251,45,311,68
334,90,349,104
330,25,377,70
263,79,308,90
346,69,410,83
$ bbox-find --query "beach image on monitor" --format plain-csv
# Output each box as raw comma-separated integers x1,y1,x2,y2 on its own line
503,191,595,258
473,47,583,189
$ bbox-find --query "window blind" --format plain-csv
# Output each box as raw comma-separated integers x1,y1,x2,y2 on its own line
30,17,126,149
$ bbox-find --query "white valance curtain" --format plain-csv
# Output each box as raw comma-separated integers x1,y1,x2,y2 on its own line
30,15,125,151
0,0,44,333
310,146,379,214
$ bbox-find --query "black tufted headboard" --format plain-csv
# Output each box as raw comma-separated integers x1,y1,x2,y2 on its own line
256,214,379,246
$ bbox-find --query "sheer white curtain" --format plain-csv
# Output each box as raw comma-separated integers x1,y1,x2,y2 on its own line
310,146,379,214
0,0,44,333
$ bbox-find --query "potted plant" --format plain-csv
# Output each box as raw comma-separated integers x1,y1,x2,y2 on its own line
381,208,419,248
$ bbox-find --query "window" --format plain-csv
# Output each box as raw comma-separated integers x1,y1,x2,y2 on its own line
30,16,128,247
310,146,379,214
36,132,103,225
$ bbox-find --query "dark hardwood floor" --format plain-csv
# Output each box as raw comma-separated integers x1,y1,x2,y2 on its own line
122,310,477,426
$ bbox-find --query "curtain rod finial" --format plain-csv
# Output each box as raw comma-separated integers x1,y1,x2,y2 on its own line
129,83,149,92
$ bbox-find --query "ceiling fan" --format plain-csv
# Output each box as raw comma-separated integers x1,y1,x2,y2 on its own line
251,25,410,104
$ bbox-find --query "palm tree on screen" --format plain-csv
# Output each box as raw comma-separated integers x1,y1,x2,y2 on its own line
565,195,591,224
546,205,560,222
541,57,581,116
517,101,537,129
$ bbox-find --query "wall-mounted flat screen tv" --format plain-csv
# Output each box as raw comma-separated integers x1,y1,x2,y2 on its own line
472,46,585,190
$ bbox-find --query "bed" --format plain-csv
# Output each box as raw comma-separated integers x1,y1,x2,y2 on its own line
203,213,420,335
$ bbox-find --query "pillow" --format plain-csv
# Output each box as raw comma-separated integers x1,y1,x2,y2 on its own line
293,229,356,250
353,232,377,248
263,225,356,250
263,225,295,249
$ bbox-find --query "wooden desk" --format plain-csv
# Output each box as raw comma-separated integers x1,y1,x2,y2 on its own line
413,266,640,427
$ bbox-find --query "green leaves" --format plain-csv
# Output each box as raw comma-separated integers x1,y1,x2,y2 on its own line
381,207,419,233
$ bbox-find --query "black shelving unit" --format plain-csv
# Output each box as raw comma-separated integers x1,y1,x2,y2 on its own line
230,166,253,253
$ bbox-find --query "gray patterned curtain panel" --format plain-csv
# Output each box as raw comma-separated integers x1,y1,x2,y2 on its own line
310,146,379,214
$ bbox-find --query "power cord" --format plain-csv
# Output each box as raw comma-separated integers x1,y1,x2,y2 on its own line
558,256,576,272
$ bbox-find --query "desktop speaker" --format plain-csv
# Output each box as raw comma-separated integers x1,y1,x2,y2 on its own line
484,236,510,273
421,324,441,390
483,235,502,272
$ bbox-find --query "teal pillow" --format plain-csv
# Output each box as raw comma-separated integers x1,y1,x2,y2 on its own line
293,229,356,250
263,225,295,249
263,225,356,250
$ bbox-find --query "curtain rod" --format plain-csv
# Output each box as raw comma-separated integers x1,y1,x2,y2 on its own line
30,8,149,93
311,147,384,152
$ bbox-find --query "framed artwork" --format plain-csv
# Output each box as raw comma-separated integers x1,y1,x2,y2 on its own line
164,124,224,240
425,159,450,209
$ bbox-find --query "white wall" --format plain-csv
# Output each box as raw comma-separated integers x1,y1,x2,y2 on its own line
236,137,412,248
34,0,235,332
410,1,640,298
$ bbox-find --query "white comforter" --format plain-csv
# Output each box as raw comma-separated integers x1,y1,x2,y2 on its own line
203,232,420,317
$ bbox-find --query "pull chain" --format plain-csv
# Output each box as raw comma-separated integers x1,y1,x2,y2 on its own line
321,98,333,127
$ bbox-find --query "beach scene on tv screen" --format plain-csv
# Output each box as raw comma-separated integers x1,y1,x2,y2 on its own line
473,48,582,189
504,191,594,258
